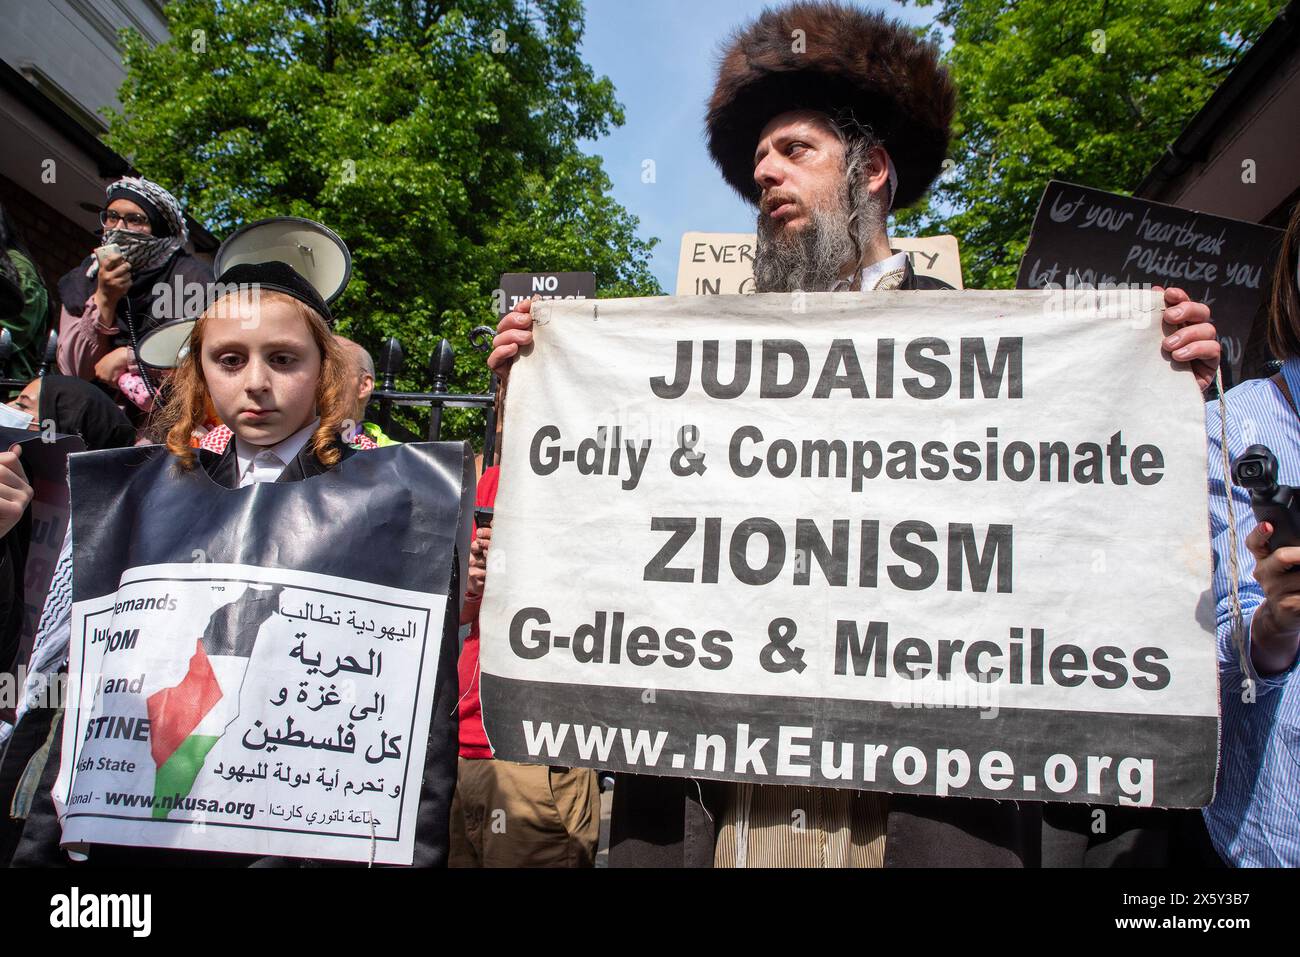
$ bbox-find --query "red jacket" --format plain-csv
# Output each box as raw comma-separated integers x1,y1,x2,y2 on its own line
457,465,498,758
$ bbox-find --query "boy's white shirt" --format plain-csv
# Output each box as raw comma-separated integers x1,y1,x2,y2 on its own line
233,417,320,487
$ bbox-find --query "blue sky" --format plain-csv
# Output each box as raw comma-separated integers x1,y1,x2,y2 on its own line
577,0,943,291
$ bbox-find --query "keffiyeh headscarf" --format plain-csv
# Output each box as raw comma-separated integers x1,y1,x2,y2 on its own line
98,176,189,275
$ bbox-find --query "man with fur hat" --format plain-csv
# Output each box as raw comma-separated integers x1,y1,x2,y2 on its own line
714,2,959,297
488,2,1220,866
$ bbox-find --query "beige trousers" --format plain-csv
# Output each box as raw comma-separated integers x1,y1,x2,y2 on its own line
449,758,599,868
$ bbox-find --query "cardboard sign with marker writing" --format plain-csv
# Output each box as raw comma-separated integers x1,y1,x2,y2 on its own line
1017,181,1283,380
675,232,964,295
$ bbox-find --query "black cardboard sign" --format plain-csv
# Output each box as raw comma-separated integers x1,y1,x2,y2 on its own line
498,272,596,316
1017,181,1283,379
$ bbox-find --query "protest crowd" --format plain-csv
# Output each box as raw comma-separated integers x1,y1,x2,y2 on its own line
0,1,1295,872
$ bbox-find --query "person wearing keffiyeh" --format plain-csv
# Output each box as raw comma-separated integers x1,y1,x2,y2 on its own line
55,176,213,428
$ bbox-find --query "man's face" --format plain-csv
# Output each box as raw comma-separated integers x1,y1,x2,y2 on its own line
353,368,373,423
200,297,322,447
752,110,865,293
752,111,848,235
336,339,374,423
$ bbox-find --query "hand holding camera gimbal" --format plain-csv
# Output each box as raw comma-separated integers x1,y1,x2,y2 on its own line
1232,444,1300,674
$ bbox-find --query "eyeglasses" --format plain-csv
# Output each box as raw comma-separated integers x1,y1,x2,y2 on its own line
100,209,151,229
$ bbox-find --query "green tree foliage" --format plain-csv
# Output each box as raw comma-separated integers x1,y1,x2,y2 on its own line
106,0,660,442
896,0,1286,289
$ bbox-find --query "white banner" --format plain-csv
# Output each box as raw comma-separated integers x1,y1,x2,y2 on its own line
480,290,1218,808
54,563,444,864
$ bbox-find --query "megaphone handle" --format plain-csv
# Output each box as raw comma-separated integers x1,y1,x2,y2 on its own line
121,300,158,403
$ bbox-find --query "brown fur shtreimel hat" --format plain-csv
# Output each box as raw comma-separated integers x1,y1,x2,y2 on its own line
706,1,955,211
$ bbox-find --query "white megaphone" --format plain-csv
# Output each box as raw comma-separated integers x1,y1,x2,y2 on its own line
136,216,351,369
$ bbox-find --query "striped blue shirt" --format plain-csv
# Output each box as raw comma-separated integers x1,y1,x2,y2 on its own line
1205,358,1300,867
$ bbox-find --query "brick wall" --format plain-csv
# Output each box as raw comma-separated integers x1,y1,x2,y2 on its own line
0,170,98,319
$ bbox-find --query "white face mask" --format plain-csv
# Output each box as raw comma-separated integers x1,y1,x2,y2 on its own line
0,403,34,430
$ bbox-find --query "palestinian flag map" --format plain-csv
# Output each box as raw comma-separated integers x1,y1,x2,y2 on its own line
145,585,284,818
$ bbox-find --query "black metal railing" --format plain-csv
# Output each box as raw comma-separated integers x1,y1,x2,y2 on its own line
367,325,500,465
0,326,499,462
0,329,58,395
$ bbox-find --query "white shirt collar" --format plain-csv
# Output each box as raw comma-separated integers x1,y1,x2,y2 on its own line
234,418,319,487
859,251,910,291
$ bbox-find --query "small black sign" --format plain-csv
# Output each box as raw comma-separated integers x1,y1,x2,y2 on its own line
498,272,596,316
1017,181,1283,378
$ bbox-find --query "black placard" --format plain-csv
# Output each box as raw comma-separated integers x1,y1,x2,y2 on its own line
1017,181,1283,379
498,271,596,315
0,428,83,689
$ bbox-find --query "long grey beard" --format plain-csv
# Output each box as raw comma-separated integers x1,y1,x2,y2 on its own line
753,189,888,294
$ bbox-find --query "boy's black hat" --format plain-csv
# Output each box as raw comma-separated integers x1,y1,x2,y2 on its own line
216,260,334,325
